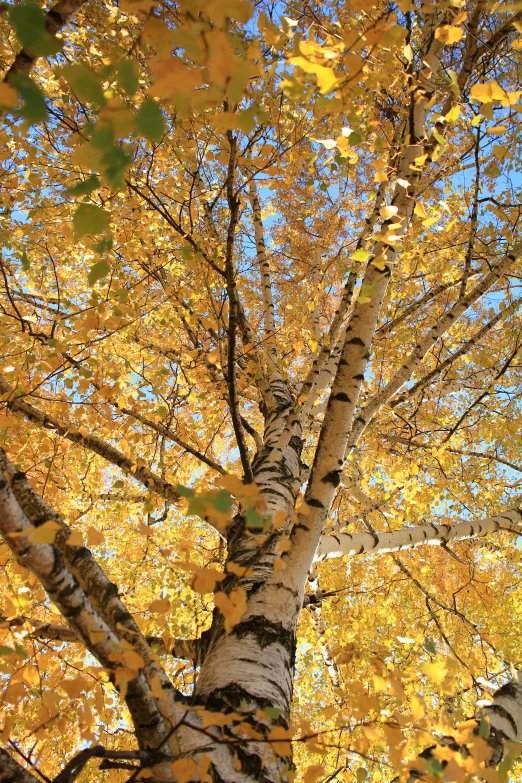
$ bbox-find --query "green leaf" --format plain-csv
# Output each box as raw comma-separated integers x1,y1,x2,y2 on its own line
176,484,195,499
348,131,362,145
91,120,114,150
61,64,106,106
10,73,47,123
136,98,165,143
485,162,501,178
73,203,109,240
116,59,139,97
427,759,443,778
88,259,110,286
9,3,62,56
66,175,101,197
187,498,206,516
0,645,14,656
264,706,282,719
478,717,490,737
20,251,30,271
93,235,113,253
424,636,436,654
101,146,131,190
246,507,265,530
356,769,368,783
212,490,233,514
499,749,517,783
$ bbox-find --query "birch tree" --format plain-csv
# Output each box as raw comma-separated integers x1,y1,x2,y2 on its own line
1,0,522,781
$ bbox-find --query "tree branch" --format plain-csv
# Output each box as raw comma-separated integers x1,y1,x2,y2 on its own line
315,506,522,561
0,749,41,783
346,245,521,455
0,469,174,759
391,295,522,408
224,130,254,484
0,373,181,502
0,448,185,748
5,617,200,663
3,0,90,82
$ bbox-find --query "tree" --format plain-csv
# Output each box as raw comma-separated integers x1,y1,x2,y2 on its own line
1,0,522,780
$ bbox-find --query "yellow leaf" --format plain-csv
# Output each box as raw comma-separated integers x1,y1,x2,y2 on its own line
178,562,225,594
0,83,19,108
276,535,291,553
411,694,425,720
226,562,253,577
380,205,399,221
119,0,155,12
287,56,340,94
470,80,506,103
422,216,439,228
414,202,428,218
87,527,104,546
121,650,145,670
363,724,381,742
25,521,61,545
67,529,84,547
214,587,247,631
147,597,171,613
511,38,522,50
373,674,387,692
435,25,464,44
422,659,448,684
149,675,167,700
171,759,197,783
268,726,293,756
22,666,40,688
61,677,91,698
217,474,247,495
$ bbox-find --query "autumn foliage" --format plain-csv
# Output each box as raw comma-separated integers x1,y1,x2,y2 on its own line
1,0,522,781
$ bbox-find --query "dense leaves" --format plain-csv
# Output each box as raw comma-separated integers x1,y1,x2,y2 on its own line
1,0,522,781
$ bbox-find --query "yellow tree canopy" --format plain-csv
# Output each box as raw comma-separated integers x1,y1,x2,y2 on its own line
1,0,522,781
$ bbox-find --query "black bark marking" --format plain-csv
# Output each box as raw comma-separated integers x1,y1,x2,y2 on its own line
306,498,324,508
232,616,295,660
494,682,520,700
333,392,351,402
47,8,64,25
321,470,341,487
234,746,278,783
486,704,519,736
200,682,286,716
347,337,366,346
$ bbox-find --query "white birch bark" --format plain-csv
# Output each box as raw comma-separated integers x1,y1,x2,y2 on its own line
287,25,448,590
344,246,521,455
406,671,522,779
316,507,522,561
0,471,176,775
